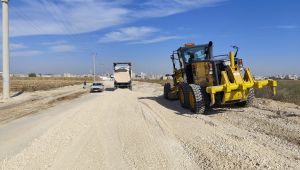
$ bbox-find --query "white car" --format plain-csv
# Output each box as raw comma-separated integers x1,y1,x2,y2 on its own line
90,82,104,93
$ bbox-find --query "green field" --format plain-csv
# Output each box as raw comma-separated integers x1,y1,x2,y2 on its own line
137,79,300,105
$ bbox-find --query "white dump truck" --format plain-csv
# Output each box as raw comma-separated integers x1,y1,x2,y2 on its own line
113,62,132,90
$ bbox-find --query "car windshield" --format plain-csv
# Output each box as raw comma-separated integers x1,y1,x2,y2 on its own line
184,46,208,63
93,83,102,86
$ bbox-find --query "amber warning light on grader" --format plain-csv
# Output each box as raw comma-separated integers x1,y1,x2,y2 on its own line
184,43,195,47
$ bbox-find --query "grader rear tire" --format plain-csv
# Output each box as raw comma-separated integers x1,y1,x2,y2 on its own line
178,83,190,108
164,83,171,99
188,84,208,114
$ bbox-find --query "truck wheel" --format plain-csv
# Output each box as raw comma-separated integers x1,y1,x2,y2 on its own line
164,83,171,99
178,83,190,108
236,88,255,107
188,84,208,114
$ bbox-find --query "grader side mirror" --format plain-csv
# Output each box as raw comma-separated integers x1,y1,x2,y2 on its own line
231,45,239,58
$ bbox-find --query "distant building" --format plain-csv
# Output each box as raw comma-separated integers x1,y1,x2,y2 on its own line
42,74,53,78
144,74,163,80
254,76,266,80
285,74,298,80
275,75,285,79
132,72,136,79
82,74,93,78
64,73,71,77
12,74,27,77
161,76,168,80
40,74,62,78
273,74,298,80
63,73,77,77
100,76,111,81
140,72,147,79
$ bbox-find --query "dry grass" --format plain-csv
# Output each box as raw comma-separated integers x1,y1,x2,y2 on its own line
255,80,300,105
137,79,300,105
0,77,95,93
47,91,87,105
136,79,172,86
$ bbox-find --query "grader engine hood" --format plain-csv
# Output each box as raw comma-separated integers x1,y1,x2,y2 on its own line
206,51,277,106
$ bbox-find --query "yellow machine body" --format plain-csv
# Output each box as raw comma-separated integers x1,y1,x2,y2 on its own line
192,62,214,87
167,68,184,100
206,51,277,105
174,69,184,84
164,41,278,114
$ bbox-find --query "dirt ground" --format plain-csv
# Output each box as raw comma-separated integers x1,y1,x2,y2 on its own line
0,81,299,169
0,84,87,124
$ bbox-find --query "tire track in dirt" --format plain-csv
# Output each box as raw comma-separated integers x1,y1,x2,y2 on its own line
0,86,87,124
133,81,300,169
114,90,199,169
1,81,299,169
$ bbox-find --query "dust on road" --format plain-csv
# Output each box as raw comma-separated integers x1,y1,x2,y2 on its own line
0,81,299,169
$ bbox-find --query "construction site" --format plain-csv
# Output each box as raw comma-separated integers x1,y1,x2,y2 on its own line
0,0,300,169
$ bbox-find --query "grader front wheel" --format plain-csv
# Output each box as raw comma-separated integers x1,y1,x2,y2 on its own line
188,84,208,114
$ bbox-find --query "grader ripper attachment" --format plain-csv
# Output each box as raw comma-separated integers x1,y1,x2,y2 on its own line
164,41,277,114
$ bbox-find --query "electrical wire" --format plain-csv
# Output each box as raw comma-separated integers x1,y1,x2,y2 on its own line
11,0,96,53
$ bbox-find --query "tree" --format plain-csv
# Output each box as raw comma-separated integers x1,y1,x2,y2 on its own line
28,73,37,77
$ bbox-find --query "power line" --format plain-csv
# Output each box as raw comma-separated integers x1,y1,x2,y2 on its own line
11,1,94,53
40,1,86,42
39,0,80,42
39,0,93,52
45,0,80,35
10,5,44,35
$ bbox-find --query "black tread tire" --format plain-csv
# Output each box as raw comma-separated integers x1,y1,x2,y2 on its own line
164,83,171,99
178,83,190,108
189,84,208,114
236,88,255,107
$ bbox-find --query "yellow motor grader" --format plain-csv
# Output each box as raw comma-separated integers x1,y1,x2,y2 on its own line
164,41,277,114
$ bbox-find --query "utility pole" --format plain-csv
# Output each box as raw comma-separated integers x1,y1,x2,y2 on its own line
2,0,10,100
93,53,97,82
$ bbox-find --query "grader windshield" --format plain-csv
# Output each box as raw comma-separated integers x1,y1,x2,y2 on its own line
179,42,213,65
184,46,208,62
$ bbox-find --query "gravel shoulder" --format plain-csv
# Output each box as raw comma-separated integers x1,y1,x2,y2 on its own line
0,84,88,124
0,81,299,169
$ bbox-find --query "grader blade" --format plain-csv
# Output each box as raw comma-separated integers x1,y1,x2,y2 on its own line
206,52,277,106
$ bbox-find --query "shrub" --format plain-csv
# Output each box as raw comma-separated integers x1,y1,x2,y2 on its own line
28,73,37,77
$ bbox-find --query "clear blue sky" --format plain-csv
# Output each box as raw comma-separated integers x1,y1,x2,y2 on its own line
0,0,299,76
